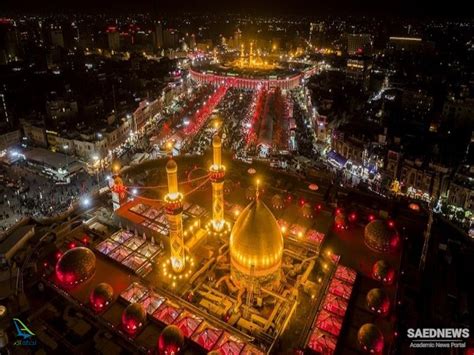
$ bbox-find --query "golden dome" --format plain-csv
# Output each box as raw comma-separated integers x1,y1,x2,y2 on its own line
230,199,283,278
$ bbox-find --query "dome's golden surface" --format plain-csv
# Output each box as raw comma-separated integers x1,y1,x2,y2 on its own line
230,199,283,283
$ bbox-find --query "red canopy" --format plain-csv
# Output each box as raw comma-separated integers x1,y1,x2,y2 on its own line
173,312,203,337
191,322,224,351
329,278,353,300
120,282,149,303
334,265,357,284
323,293,349,317
152,303,181,325
306,229,325,245
307,328,337,354
315,310,343,337
213,332,245,355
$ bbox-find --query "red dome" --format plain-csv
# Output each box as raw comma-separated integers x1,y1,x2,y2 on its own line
55,247,96,286
372,260,395,284
364,220,399,253
122,303,146,335
357,323,384,353
90,283,114,312
158,325,184,355
366,288,390,316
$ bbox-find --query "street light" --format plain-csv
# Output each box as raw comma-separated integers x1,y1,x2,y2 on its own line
113,163,120,174
82,197,91,207
92,155,100,185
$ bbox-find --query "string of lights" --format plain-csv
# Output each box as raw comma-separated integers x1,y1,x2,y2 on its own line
123,173,210,190
183,177,211,197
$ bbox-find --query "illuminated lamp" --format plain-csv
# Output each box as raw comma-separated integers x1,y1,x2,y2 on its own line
408,203,420,211
158,325,184,355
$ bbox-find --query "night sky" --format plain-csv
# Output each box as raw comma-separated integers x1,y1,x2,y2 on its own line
0,0,471,17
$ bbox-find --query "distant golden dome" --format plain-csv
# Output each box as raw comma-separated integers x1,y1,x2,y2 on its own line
230,199,283,289
166,159,177,173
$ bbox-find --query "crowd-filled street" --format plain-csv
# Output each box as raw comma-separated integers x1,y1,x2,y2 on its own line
0,164,98,230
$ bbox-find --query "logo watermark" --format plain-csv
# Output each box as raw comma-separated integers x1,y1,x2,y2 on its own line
407,328,470,349
12,318,37,346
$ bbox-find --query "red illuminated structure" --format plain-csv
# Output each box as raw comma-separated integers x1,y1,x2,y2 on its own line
364,220,400,253
55,247,96,286
366,288,390,316
89,283,114,312
372,259,395,285
334,212,348,231
190,68,303,90
184,87,227,136
110,175,127,211
122,303,147,335
158,325,184,355
357,323,384,354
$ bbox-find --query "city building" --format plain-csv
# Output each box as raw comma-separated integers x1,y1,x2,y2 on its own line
154,22,163,49
0,19,20,64
46,99,79,122
163,29,179,49
347,34,372,56
388,36,422,51
346,57,372,88
447,165,474,213
107,27,120,51
50,27,65,48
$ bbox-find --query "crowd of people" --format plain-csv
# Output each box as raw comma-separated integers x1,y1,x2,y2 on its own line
0,165,97,231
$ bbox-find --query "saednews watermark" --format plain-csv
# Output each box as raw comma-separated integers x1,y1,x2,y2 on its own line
407,328,470,349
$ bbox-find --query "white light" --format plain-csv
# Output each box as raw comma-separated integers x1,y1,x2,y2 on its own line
82,197,91,206
132,188,138,195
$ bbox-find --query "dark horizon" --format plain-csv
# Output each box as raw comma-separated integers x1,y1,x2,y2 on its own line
0,0,472,18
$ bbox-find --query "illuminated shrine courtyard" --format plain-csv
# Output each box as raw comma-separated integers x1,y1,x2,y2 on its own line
35,146,402,355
